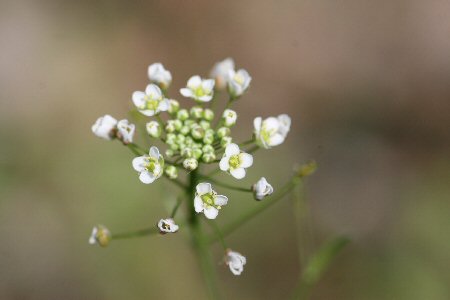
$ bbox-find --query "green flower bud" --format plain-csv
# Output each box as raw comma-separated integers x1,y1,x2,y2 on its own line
202,152,216,163
190,106,204,119
89,225,111,247
183,158,198,171
202,144,214,153
146,121,161,138
203,131,215,145
296,160,317,178
165,120,176,133
173,119,183,131
166,133,177,143
180,125,190,135
199,120,211,130
165,149,175,157
221,136,232,148
217,127,230,138
176,134,186,144
165,165,178,179
168,99,180,115
170,143,179,151
177,109,189,121
191,125,205,140
184,119,195,128
181,147,193,158
203,108,214,121
193,148,203,159
185,136,193,146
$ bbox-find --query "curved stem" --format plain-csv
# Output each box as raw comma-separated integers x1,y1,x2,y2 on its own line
112,226,158,240
170,197,183,218
199,175,251,193
207,220,228,250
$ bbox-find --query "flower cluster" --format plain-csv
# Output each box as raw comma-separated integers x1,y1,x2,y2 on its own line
90,59,292,276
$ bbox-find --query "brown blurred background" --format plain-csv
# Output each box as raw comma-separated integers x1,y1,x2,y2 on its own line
1,1,449,299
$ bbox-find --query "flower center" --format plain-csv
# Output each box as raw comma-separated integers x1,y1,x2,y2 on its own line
229,154,241,169
161,222,171,230
143,96,160,111
201,193,215,206
194,87,206,97
144,157,161,175
234,73,245,85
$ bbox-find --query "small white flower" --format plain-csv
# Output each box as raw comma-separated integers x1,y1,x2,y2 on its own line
132,84,170,116
132,146,164,184
219,143,253,179
180,75,215,102
157,218,179,234
253,114,291,149
222,109,237,127
91,114,117,140
252,177,274,200
89,225,111,247
194,183,228,219
116,119,135,144
227,69,251,98
148,63,172,89
210,58,235,90
225,249,246,276
146,121,161,138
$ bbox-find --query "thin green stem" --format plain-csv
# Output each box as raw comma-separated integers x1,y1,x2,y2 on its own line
207,175,301,244
126,143,146,156
164,174,187,190
112,226,158,240
199,175,252,193
239,138,254,147
244,144,259,154
170,197,183,218
207,220,228,250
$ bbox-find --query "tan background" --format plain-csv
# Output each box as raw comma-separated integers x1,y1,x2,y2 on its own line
0,1,449,299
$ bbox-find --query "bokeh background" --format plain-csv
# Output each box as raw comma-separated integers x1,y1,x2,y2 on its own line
1,1,449,299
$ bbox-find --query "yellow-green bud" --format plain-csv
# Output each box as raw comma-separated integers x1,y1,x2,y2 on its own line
183,158,198,171
184,119,195,128
202,152,216,163
177,109,189,121
202,144,214,153
176,134,186,144
221,136,232,148
199,120,211,130
191,125,205,140
173,119,183,131
190,106,203,119
193,148,203,159
168,99,180,115
217,127,230,138
89,225,111,247
146,121,161,138
165,165,178,179
165,149,176,157
203,131,215,145
296,160,317,178
180,125,190,135
181,147,193,158
166,133,176,143
165,120,176,133
203,108,214,121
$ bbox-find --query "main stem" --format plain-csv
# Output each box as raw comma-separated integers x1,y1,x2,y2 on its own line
188,170,221,300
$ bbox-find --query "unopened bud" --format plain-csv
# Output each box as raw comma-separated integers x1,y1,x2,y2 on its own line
221,136,232,148
88,225,111,247
168,99,180,115
217,127,230,138
203,108,214,121
165,165,178,179
183,158,198,171
190,106,203,119
177,109,189,121
146,121,161,138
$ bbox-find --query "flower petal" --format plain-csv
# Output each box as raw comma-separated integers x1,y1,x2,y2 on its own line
214,195,228,206
230,168,246,179
204,206,219,219
239,153,253,168
219,156,230,171
180,88,194,98
194,196,204,213
202,79,215,91
158,98,170,111
225,143,240,156
132,91,146,107
149,146,160,158
196,182,212,195
132,156,146,172
145,84,162,97
187,75,202,89
139,171,155,184
253,117,262,133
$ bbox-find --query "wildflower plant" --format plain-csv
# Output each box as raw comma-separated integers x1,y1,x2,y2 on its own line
89,58,348,299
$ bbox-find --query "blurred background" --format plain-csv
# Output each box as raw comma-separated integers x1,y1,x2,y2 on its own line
1,0,449,299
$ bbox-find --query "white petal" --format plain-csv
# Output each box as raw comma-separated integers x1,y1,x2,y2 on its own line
202,79,215,91
149,146,160,158
139,171,155,184
187,75,202,89
263,117,280,132
196,183,212,195
145,84,162,97
239,153,253,168
219,156,230,171
198,95,213,102
204,206,219,219
132,91,146,107
180,88,194,98
253,117,262,132
225,143,240,156
194,196,204,213
269,134,284,146
230,168,246,179
139,109,156,116
214,195,228,206
132,156,146,172
158,99,170,111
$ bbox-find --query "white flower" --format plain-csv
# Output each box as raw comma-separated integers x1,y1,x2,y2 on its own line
146,121,161,138
222,109,237,127
148,63,172,89
225,249,246,275
132,146,164,184
252,177,274,200
132,84,170,116
91,115,117,140
89,225,111,247
219,143,253,179
157,218,179,234
180,75,215,102
194,183,228,219
227,69,251,98
210,58,235,90
116,119,135,144
253,114,291,149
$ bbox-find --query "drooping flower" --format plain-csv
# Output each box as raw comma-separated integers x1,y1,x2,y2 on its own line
91,114,117,140
227,69,251,98
252,177,274,200
157,218,179,234
116,119,135,144
225,249,246,275
180,75,215,102
132,84,170,116
219,143,253,179
89,225,111,247
132,146,164,184
253,114,291,149
222,109,237,127
148,63,172,89
194,183,228,219
210,58,235,90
